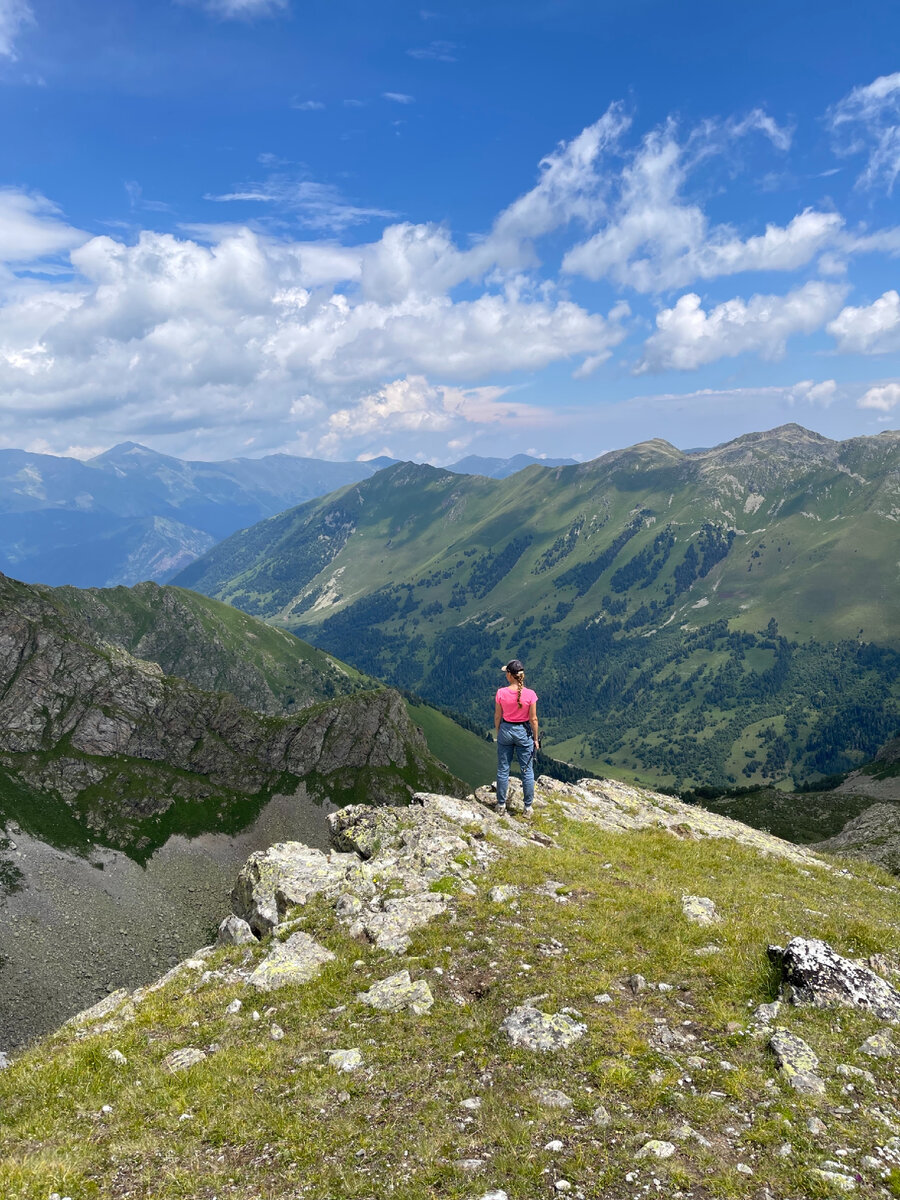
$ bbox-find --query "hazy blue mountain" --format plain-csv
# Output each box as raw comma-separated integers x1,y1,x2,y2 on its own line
0,443,579,588
446,453,576,477
0,444,402,587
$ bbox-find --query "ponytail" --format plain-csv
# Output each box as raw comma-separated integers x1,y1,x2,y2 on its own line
514,669,525,703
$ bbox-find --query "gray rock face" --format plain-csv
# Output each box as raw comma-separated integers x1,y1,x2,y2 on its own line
500,1005,587,1051
0,574,455,842
232,843,354,936
247,931,335,991
770,937,900,1021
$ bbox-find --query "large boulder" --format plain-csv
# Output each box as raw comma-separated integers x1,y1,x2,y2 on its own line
248,931,335,991
769,937,900,1022
231,842,354,936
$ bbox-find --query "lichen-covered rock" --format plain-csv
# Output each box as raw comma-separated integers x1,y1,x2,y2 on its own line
232,842,352,936
532,1087,573,1108
162,1047,207,1073
248,931,335,991
768,1028,826,1095
811,1169,856,1192
328,1048,362,1071
489,885,520,902
681,895,720,926
357,970,434,1015
860,1031,895,1058
355,892,450,954
636,1140,676,1160
500,1005,586,1051
216,915,257,946
770,937,900,1021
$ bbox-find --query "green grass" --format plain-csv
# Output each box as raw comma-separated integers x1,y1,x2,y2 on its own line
403,700,496,789
3,804,899,1198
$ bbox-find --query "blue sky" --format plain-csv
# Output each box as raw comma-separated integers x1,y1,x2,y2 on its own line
2,0,900,463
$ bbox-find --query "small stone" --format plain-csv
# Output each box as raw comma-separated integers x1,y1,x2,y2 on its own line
162,1047,206,1073
807,1116,828,1136
736,1163,752,1175
658,982,674,993
100,1104,113,1114
636,1139,676,1160
670,1123,711,1147
225,999,242,1016
489,885,520,902
251,1010,260,1021
328,1048,362,1072
592,1105,611,1127
682,895,720,926
693,944,722,955
811,1169,856,1192
860,1030,895,1058
753,1000,781,1024
593,993,613,1005
532,1087,573,1109
554,1182,572,1193
686,1055,707,1069
0,1052,9,1070
545,1139,564,1152
358,970,434,1015
769,1028,826,1095
861,1155,884,1170
777,1142,792,1157
216,915,256,946
500,1005,586,1051
836,1063,875,1084
270,1024,285,1040
627,973,647,993
459,1096,482,1110
479,1192,509,1200
106,1049,127,1065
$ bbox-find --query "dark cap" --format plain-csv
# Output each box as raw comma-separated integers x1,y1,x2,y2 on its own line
504,659,525,675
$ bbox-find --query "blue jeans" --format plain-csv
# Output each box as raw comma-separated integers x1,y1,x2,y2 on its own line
496,721,535,807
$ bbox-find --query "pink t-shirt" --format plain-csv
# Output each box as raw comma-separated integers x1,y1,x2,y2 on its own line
496,685,538,723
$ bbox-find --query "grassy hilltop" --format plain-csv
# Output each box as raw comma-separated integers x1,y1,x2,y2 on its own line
2,780,899,1199
174,424,900,791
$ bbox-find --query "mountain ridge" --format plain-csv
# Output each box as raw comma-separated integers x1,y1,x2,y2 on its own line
173,423,900,792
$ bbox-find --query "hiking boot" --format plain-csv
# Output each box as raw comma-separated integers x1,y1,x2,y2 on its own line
495,802,507,816
522,806,534,820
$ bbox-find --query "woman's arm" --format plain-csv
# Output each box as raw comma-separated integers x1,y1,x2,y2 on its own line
529,701,539,746
494,700,503,735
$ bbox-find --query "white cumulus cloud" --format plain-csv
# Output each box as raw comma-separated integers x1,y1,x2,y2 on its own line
563,120,836,292
637,281,847,372
858,381,900,412
828,289,900,354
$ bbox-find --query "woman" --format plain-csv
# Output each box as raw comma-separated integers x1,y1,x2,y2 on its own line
494,658,540,818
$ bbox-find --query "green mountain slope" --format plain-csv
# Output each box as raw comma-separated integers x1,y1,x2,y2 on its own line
51,579,368,716
174,424,900,791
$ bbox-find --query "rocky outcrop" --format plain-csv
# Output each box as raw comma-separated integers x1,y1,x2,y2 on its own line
0,572,461,848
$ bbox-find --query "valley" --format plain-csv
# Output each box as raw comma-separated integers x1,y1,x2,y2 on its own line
174,424,900,792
